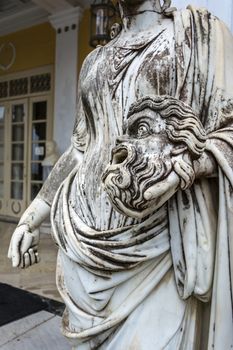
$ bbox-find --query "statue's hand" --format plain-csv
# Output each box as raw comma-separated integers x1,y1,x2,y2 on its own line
193,151,217,178
8,224,40,268
171,151,195,190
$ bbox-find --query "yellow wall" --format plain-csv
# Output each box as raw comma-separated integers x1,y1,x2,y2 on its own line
0,10,93,77
0,23,56,76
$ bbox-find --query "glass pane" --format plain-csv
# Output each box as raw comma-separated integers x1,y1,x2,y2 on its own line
31,143,45,161
12,104,25,123
32,123,46,141
0,126,4,141
11,164,23,181
12,125,24,142
0,182,3,197
31,163,43,181
12,144,24,161
11,182,23,200
96,9,108,36
0,106,5,121
32,101,47,120
31,183,42,200
0,145,4,161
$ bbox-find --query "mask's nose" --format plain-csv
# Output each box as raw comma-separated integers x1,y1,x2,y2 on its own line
116,135,129,145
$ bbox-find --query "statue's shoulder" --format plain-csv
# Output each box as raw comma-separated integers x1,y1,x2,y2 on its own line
181,5,222,23
173,5,229,33
79,46,103,79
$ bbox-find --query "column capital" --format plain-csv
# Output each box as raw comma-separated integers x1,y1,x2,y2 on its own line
49,7,83,33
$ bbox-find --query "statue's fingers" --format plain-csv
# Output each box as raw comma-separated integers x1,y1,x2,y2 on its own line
35,251,40,264
28,248,36,265
31,244,38,251
22,252,30,269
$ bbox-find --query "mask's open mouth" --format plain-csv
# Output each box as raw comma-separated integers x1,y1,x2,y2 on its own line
111,146,128,165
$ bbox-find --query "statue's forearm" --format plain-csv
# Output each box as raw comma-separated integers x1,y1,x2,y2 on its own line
18,198,51,231
18,146,82,230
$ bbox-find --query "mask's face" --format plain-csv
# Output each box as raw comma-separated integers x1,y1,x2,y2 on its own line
102,95,204,219
102,108,184,219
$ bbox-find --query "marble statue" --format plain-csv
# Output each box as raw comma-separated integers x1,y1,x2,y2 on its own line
8,0,233,349
42,140,59,181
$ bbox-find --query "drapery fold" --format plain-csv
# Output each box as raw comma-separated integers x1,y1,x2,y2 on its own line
171,7,233,349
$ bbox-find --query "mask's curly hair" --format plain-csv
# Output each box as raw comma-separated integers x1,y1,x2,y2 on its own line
127,95,207,160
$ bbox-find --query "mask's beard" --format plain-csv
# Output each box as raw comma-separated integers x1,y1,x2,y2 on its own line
102,145,173,214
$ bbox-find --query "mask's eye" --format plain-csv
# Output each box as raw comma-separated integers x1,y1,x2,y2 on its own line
137,122,150,138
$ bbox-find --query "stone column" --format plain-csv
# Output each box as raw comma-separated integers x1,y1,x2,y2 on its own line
49,7,83,154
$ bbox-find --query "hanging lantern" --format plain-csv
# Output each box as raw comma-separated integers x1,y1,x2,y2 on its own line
90,0,116,48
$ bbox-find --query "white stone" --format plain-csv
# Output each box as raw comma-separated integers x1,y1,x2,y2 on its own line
0,311,70,350
0,311,53,346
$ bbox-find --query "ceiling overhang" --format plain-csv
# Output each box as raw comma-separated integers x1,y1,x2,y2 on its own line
0,0,92,37
0,6,49,36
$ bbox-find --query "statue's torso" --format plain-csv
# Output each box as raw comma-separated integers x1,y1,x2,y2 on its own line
73,24,176,230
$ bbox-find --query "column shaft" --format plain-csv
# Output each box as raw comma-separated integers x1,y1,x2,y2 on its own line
50,7,83,154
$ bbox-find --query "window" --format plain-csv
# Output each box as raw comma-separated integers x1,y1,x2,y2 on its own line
0,67,53,218
0,96,52,218
28,97,52,204
0,105,6,214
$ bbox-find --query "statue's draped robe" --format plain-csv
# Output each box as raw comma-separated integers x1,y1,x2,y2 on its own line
51,7,233,349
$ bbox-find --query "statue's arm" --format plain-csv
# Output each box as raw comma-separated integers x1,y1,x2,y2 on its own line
9,48,102,268
8,145,83,268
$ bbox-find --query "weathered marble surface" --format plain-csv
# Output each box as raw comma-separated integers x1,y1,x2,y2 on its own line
8,0,233,349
